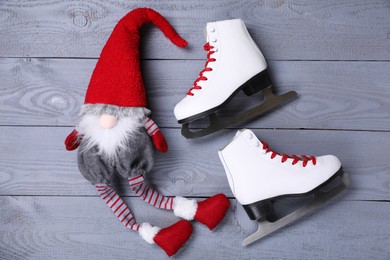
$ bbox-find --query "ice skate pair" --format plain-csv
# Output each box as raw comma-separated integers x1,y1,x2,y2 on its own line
174,19,348,245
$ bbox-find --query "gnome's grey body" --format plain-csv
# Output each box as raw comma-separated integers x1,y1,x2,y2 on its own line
78,129,153,185
76,105,154,185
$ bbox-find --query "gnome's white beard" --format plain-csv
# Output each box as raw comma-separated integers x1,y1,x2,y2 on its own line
77,114,143,161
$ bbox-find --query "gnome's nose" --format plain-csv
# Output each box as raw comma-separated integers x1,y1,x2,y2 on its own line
99,114,117,129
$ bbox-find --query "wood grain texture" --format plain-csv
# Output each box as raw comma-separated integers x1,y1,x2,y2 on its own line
1,1,389,259
0,196,388,260
0,0,390,60
0,126,389,200
1,58,390,131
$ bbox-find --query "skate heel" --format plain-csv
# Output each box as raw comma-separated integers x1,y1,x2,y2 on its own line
242,70,272,96
243,200,275,221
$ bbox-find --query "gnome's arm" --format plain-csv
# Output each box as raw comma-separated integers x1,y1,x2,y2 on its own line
144,117,168,153
65,129,81,151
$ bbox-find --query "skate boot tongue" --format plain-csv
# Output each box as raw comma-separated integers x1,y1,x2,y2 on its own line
234,130,242,138
186,28,217,97
205,22,213,41
235,129,253,140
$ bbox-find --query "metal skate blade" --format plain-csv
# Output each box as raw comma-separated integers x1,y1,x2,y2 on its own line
230,88,297,125
242,173,349,247
181,88,297,139
181,113,225,139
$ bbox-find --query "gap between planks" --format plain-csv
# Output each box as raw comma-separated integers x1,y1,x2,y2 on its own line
0,125,389,134
0,195,386,204
2,57,390,62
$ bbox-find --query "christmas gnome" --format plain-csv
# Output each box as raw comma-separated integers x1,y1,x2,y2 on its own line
64,8,230,256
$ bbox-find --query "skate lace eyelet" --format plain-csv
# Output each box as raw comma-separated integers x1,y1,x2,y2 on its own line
186,42,217,96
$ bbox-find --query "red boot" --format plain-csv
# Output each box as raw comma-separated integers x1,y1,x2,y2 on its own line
173,194,230,230
139,220,192,256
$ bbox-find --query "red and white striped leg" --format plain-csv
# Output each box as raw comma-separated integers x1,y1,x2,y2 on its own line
128,175,174,210
96,184,139,231
128,176,231,230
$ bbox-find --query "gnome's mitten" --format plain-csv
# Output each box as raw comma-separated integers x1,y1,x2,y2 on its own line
65,129,81,151
144,117,168,153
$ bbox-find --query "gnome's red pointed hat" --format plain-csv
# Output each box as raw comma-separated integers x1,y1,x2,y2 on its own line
84,8,187,107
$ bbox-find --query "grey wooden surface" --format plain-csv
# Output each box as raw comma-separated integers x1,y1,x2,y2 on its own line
0,1,389,259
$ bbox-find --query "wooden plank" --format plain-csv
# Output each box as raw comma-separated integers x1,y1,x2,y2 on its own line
0,196,388,260
0,126,389,201
0,0,390,60
1,58,390,131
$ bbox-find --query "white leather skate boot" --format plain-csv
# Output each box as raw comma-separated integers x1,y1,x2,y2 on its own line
218,129,348,245
174,19,297,139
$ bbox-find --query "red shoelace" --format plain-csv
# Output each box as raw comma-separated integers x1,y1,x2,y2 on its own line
187,42,216,96
261,141,317,167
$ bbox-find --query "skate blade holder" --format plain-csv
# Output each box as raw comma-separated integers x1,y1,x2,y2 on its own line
181,87,298,139
242,172,350,247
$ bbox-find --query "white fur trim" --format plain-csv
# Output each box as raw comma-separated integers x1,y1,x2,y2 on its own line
173,196,198,221
139,223,161,244
77,114,143,161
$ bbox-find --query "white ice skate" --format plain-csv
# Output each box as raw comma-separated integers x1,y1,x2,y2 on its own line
174,19,297,139
218,129,349,246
